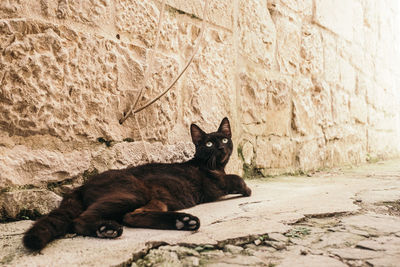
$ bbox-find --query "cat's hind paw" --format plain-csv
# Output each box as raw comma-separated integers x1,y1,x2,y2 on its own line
175,213,200,231
96,221,123,238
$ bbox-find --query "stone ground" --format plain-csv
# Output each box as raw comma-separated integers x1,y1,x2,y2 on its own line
1,160,400,266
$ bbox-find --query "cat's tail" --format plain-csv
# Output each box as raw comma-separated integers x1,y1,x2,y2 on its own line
23,190,84,251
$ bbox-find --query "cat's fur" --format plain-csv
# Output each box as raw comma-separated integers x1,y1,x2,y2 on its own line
23,118,251,251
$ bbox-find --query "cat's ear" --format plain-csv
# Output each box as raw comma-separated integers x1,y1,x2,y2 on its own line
191,124,205,145
218,117,231,138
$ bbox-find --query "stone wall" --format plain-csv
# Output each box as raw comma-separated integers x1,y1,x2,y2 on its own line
1,0,400,219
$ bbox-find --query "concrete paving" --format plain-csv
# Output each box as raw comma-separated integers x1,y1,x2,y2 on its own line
1,160,400,266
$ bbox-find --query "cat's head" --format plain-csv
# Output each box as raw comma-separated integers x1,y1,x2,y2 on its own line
190,117,233,170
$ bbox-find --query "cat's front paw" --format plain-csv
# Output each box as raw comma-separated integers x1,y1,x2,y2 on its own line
175,213,200,231
242,186,252,197
96,221,123,238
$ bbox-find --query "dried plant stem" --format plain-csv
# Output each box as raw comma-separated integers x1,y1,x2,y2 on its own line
119,0,209,124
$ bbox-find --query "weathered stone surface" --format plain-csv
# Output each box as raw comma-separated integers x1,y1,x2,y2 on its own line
91,141,194,172
238,0,276,69
279,255,347,267
115,0,159,47
0,141,194,191
223,244,244,254
0,19,143,141
273,15,301,74
342,213,400,234
296,138,326,171
292,77,325,137
166,0,233,30
255,136,295,174
329,247,381,260
0,145,91,187
0,189,61,219
239,68,291,137
322,32,340,84
55,0,113,26
182,30,235,132
300,24,323,76
314,0,355,41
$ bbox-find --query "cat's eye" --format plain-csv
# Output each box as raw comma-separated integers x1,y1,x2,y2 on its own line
206,141,213,147
222,138,229,144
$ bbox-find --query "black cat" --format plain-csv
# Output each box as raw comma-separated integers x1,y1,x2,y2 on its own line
23,117,251,251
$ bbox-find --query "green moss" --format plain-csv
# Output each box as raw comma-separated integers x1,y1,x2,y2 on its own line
97,137,113,147
366,153,380,163
237,145,244,161
82,168,99,182
16,209,42,221
0,184,37,194
47,178,74,191
238,144,266,179
0,254,15,265
285,227,311,238
242,163,266,179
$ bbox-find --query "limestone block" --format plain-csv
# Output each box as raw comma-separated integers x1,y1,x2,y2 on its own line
375,59,396,90
331,88,350,124
296,138,326,171
239,67,291,137
311,78,333,127
368,130,400,157
130,53,180,143
325,139,365,167
241,141,254,165
344,43,364,73
363,1,378,30
378,8,396,45
115,0,159,47
0,19,150,141
322,32,339,84
0,0,43,19
366,83,385,111
268,0,313,18
182,30,235,131
314,0,355,41
291,78,326,137
166,0,233,30
0,145,91,188
300,24,323,76
238,0,276,69
368,108,396,132
339,57,356,94
91,141,194,172
54,0,113,26
274,15,300,74
352,0,365,46
255,136,295,173
349,96,367,124
0,139,195,189
324,124,366,165
364,27,378,58
0,189,62,219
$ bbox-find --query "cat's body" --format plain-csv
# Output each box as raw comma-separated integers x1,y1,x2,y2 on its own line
23,118,251,251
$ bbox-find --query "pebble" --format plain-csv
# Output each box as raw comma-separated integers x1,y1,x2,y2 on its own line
254,239,262,246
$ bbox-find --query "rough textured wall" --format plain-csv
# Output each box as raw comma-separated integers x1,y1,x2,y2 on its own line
1,0,400,219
